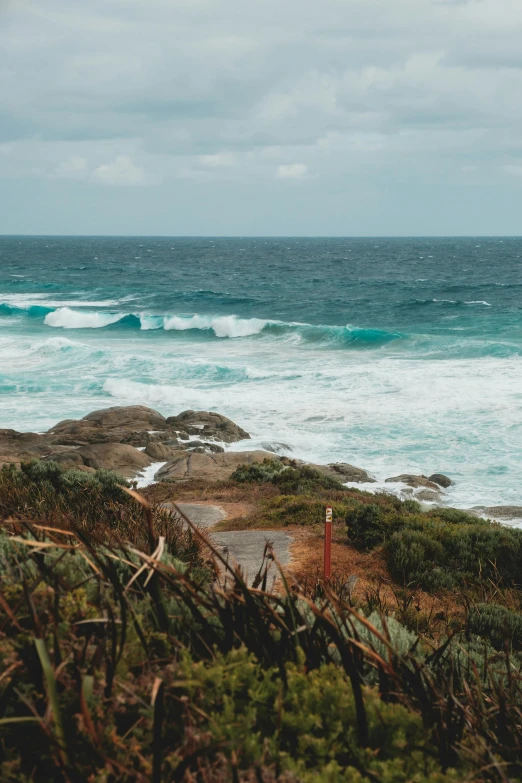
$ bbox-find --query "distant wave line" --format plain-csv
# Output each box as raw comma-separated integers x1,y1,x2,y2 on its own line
0,302,405,348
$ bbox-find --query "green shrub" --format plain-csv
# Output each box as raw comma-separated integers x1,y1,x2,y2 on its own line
341,487,522,590
448,525,522,583
346,502,394,548
260,495,353,527
386,529,453,589
469,603,522,650
232,459,346,494
171,647,459,783
231,458,286,484
385,521,522,591
426,507,482,526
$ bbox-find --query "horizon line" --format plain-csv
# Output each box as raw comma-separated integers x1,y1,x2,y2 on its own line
1,233,522,240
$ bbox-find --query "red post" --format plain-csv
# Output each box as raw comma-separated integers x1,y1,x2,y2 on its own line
324,506,332,581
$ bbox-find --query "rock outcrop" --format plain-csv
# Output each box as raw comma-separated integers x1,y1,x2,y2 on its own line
385,474,440,490
481,506,522,519
155,451,273,483
43,443,153,478
0,406,253,479
415,489,443,502
428,473,453,488
165,411,250,443
46,405,169,447
0,429,57,462
45,406,250,450
318,463,376,484
144,442,187,461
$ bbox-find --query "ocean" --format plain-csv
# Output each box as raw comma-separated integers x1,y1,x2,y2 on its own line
1,235,521,509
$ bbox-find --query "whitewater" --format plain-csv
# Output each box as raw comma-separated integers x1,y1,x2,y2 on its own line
1,235,522,510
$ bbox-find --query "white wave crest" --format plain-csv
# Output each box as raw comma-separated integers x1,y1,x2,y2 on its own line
164,314,267,338
44,307,124,329
465,300,491,306
212,315,267,337
164,314,213,331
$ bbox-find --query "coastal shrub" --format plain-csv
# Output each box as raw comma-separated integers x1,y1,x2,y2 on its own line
447,524,522,583
426,507,481,526
232,458,346,494
340,488,522,589
384,521,522,589
346,501,391,547
386,529,454,590
260,495,354,527
170,648,457,783
469,603,522,650
231,458,286,483
0,459,129,516
1,515,522,781
0,461,206,566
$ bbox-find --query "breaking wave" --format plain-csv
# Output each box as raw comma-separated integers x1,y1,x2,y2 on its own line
44,308,126,329
0,301,404,348
163,314,268,338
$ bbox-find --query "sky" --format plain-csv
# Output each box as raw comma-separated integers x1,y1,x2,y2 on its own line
2,0,522,236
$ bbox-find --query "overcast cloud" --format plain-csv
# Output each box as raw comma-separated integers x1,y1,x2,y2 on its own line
1,0,522,235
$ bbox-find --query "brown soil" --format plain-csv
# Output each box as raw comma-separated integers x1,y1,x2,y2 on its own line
144,479,278,506
285,526,465,635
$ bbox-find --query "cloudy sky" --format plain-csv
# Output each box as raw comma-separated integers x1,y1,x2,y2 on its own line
2,0,522,235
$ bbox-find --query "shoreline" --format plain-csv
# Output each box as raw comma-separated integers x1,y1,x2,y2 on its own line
2,401,522,528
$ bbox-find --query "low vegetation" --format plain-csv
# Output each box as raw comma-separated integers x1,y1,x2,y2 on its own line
232,459,522,591
1,460,522,781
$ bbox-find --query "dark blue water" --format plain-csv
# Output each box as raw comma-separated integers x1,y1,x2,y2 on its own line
1,235,522,508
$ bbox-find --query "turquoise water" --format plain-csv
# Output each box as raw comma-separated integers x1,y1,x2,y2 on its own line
1,235,522,508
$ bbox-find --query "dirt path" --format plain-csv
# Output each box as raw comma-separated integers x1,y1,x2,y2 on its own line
210,529,293,586
166,500,294,586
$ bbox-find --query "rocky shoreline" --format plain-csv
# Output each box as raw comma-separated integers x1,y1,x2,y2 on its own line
2,404,521,520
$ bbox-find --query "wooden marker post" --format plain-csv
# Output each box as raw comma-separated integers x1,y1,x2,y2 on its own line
324,506,332,581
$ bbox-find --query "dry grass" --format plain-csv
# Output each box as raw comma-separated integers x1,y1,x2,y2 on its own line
143,478,279,506
286,525,467,638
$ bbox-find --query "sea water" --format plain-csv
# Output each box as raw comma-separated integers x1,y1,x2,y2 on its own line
1,235,521,509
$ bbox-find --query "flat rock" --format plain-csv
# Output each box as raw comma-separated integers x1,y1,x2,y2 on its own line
260,441,293,454
144,442,186,461
186,441,225,453
155,450,275,483
0,429,57,460
323,463,376,483
429,473,454,488
44,443,152,478
482,505,522,519
385,474,440,490
166,410,250,443
415,489,443,502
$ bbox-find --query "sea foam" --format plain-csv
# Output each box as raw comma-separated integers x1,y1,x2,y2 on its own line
163,314,267,337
